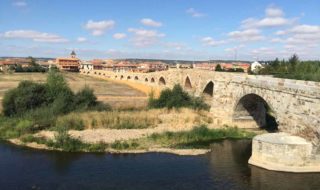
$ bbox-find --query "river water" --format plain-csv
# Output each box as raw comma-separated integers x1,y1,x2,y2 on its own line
0,140,319,190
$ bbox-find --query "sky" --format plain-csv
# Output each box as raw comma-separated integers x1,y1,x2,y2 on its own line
0,0,319,61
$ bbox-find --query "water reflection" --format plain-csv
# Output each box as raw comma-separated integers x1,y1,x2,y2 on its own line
0,140,320,190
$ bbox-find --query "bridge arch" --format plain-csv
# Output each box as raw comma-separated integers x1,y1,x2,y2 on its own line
127,76,131,80
159,77,166,86
233,93,278,131
184,76,192,89
120,75,124,80
202,81,214,97
145,78,148,82
151,77,155,83
134,76,139,80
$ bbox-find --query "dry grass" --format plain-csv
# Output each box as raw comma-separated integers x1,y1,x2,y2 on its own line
56,108,213,130
0,72,148,111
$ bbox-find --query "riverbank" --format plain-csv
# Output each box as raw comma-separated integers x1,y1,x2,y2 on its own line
9,138,211,155
8,125,256,155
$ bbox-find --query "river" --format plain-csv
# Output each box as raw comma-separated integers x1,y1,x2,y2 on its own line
0,140,319,190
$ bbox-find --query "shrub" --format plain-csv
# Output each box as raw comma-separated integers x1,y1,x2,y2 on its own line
2,81,47,116
215,64,223,71
52,127,85,152
148,84,209,110
55,116,85,130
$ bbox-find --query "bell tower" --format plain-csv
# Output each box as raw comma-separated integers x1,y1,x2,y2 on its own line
70,50,76,58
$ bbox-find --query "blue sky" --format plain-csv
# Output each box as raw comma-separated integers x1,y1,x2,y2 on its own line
0,0,319,60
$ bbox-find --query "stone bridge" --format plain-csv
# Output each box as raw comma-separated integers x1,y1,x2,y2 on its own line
82,69,320,146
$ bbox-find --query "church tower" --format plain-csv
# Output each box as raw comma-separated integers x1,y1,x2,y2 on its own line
70,50,76,58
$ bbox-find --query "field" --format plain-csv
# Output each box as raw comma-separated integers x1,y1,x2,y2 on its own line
0,72,148,111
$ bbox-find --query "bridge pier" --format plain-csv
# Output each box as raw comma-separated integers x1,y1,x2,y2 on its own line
249,133,320,172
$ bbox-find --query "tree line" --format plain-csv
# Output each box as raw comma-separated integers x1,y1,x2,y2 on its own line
257,54,320,82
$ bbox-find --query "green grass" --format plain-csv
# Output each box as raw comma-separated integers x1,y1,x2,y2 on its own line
110,125,256,150
149,125,255,148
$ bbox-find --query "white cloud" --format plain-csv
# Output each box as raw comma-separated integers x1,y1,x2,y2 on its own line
113,33,127,39
274,24,320,46
140,18,162,27
201,37,225,46
163,42,187,50
186,8,205,18
290,24,320,34
84,20,115,36
128,28,165,47
228,29,265,42
270,38,284,43
241,6,294,28
265,7,284,17
275,30,286,35
1,30,68,43
224,45,245,52
77,37,87,42
12,1,27,7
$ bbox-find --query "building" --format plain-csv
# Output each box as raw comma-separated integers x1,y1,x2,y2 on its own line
137,61,168,72
113,61,137,72
91,59,105,70
193,63,217,71
56,51,80,72
0,59,15,71
80,61,93,71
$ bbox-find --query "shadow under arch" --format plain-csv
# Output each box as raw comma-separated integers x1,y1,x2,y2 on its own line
203,81,214,97
185,76,192,89
159,77,166,86
145,78,148,82
127,76,131,80
134,76,139,80
120,75,124,80
233,93,278,131
151,77,155,83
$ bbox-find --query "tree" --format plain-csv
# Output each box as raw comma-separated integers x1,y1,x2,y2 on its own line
15,64,24,72
28,56,37,67
289,54,299,72
215,64,223,71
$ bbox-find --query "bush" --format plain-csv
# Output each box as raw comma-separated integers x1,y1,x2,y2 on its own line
52,127,85,152
2,81,47,116
55,116,85,130
74,87,97,110
148,84,209,110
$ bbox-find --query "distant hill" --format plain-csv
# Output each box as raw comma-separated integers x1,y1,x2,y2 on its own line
0,56,54,61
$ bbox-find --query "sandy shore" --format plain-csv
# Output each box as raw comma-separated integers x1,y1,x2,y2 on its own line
9,138,211,156
35,123,213,144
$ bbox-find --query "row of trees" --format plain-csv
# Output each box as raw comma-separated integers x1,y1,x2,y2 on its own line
257,54,320,82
